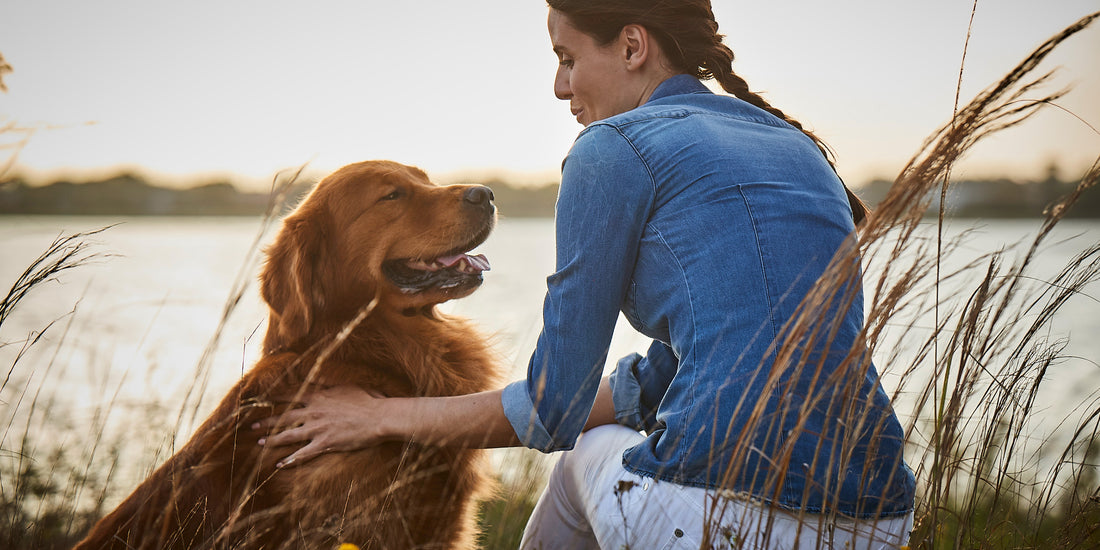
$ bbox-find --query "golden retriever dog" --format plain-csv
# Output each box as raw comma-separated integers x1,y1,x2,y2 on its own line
74,160,501,549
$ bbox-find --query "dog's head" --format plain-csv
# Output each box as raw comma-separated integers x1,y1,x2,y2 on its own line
260,160,495,351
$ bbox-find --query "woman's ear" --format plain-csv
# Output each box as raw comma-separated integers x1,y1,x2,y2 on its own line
620,24,650,68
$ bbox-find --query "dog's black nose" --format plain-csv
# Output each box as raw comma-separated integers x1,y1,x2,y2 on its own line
463,186,494,206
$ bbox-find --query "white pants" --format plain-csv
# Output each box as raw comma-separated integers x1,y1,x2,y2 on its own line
520,425,913,550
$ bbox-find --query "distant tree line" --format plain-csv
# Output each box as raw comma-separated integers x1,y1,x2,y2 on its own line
856,165,1098,218
0,174,274,216
0,173,561,218
0,167,1096,218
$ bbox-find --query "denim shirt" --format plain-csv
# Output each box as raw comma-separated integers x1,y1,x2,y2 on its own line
501,75,915,517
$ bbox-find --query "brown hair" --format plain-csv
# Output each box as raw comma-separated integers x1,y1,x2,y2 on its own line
546,0,869,226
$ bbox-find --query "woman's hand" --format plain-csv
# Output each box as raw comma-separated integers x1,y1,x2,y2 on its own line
253,385,389,469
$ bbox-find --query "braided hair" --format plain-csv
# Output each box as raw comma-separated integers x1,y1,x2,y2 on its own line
546,0,869,226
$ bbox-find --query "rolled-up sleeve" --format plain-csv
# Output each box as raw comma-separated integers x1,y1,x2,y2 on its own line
501,123,655,452
608,340,679,433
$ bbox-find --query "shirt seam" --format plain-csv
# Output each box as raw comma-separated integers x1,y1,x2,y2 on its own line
628,280,645,331
737,186,780,340
591,107,794,134
601,125,658,199
649,225,696,473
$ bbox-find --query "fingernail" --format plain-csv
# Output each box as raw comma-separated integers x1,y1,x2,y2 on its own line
258,438,266,446
251,422,260,430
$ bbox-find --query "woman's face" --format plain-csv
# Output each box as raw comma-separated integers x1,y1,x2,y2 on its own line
548,9,637,126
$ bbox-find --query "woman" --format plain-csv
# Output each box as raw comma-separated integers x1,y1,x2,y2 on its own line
258,1,915,547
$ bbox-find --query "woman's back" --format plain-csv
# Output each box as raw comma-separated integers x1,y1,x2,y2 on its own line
551,74,915,517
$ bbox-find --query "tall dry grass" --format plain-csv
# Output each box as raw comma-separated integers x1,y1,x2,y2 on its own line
1,11,1099,550
0,228,115,549
854,11,1100,548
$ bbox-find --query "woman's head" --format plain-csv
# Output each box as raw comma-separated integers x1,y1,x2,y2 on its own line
548,8,676,126
547,0,728,84
546,0,870,225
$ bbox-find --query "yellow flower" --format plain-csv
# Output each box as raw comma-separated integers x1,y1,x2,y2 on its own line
337,544,360,550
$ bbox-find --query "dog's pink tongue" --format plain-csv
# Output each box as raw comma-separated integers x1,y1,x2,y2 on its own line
437,253,491,273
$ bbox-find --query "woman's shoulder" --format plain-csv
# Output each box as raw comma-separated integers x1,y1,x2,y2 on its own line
568,121,634,159
568,94,805,171
594,92,795,135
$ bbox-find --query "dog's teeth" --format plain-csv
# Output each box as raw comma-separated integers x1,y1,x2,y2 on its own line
408,254,489,275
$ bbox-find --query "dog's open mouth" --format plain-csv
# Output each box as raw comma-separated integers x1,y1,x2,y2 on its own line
383,253,491,293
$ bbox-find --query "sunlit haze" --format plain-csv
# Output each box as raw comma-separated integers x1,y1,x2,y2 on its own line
2,0,1097,190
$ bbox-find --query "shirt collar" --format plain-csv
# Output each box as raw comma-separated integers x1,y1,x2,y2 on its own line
646,74,712,103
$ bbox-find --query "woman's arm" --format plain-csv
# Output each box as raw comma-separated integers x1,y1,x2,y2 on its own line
254,386,517,467
500,124,655,451
255,376,618,467
584,376,616,431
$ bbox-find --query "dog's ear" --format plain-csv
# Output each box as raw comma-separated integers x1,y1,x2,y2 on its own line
260,213,326,352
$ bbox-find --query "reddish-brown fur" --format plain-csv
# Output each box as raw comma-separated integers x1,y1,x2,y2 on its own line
74,161,502,549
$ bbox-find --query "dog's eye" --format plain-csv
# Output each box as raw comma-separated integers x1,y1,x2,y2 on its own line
380,190,402,201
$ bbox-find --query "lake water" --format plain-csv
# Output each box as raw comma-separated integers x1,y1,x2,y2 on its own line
1,215,1098,485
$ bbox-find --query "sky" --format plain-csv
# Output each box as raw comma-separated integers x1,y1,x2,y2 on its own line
1,0,1098,191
